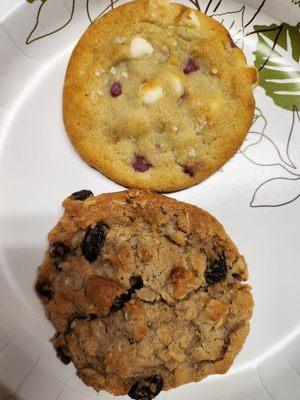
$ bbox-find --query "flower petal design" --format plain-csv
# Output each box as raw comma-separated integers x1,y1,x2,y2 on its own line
250,177,300,207
26,0,75,45
241,131,286,168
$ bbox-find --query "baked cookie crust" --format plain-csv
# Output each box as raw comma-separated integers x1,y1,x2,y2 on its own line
36,189,253,397
63,0,257,192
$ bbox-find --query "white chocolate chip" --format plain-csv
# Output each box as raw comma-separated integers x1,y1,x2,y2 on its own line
114,36,125,44
172,126,178,132
130,37,154,58
122,71,128,79
94,71,100,77
171,75,184,96
189,11,201,28
140,81,163,104
188,148,196,157
97,90,104,96
110,66,117,75
173,39,178,46
212,68,218,75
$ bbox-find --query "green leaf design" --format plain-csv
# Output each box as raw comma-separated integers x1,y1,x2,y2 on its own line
253,23,300,111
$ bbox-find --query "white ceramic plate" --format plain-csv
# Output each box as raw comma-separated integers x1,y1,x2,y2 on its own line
0,1,300,399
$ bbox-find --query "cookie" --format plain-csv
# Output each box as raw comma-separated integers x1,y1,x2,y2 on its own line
36,189,253,397
63,0,258,192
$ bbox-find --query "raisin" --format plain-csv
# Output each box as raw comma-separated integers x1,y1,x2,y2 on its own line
130,276,143,291
35,279,53,300
205,253,227,285
133,155,153,172
183,165,194,177
111,292,132,312
128,375,163,400
81,223,106,262
70,190,93,201
110,276,143,312
56,346,72,365
183,58,198,74
110,82,122,97
49,241,70,260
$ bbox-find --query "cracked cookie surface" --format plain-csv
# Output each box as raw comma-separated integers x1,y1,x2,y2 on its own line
63,0,258,192
36,189,253,397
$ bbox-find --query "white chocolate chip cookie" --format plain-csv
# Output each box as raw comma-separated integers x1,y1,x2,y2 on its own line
63,0,258,192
